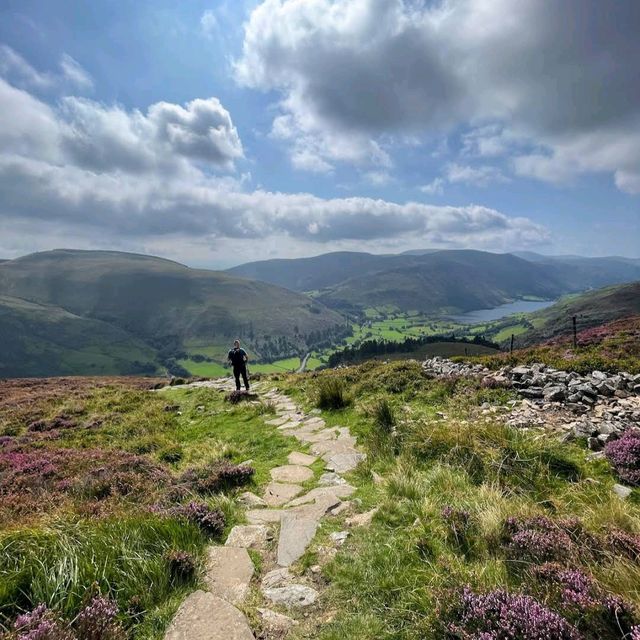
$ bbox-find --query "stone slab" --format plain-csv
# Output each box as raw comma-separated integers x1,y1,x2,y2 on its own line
325,452,366,473
164,591,254,640
204,547,254,605
225,525,272,550
263,482,304,507
284,484,355,508
263,584,319,608
288,451,318,466
246,509,284,524
270,464,314,483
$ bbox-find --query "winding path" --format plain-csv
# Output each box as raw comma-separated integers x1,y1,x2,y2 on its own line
163,376,368,639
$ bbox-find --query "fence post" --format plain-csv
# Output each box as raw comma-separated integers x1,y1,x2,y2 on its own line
510,333,514,354
572,315,578,349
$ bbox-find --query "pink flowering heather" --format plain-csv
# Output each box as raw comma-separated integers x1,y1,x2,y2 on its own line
447,587,582,639
12,604,74,640
172,501,225,536
607,529,640,562
605,430,640,486
502,516,575,564
73,596,124,640
179,460,254,494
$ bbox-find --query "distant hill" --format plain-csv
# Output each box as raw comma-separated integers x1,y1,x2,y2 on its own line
519,281,640,347
0,250,344,377
229,249,640,314
0,295,158,377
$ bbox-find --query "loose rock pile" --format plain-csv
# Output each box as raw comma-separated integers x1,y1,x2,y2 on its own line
422,357,640,448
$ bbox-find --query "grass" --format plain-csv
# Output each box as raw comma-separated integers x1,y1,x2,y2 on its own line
0,376,300,637
273,361,640,640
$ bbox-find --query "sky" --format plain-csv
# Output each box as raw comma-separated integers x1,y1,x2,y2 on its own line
0,0,639,268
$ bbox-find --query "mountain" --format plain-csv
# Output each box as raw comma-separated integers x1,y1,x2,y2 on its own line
518,281,640,346
0,295,158,377
229,249,640,315
315,250,568,313
0,250,344,377
226,251,402,292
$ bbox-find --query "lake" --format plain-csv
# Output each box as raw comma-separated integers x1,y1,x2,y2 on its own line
451,299,555,325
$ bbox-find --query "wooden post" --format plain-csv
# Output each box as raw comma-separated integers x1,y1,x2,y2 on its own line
510,333,514,354
572,315,577,349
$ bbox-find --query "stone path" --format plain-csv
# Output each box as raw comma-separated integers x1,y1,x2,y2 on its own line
163,376,369,639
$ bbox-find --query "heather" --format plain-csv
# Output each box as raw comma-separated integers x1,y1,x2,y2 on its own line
0,376,297,638
605,430,640,486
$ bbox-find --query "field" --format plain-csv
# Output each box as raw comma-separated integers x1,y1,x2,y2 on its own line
0,376,302,638
3,358,640,639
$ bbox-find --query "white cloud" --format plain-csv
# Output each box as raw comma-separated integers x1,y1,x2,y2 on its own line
0,52,551,261
0,45,93,92
200,10,219,37
235,0,640,191
420,178,444,196
445,163,508,187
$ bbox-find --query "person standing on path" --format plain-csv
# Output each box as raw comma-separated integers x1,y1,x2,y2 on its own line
228,339,250,391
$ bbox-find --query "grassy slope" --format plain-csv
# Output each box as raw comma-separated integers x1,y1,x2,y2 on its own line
0,250,345,376
316,250,567,313
275,362,640,640
0,295,159,377
0,377,307,638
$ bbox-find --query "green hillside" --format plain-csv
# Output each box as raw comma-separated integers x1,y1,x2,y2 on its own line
0,250,345,377
0,295,158,377
229,249,640,315
316,250,567,313
520,281,640,345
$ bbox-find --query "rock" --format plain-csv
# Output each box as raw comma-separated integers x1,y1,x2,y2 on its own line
204,547,254,605
346,508,378,528
519,388,544,399
261,567,293,589
263,482,304,507
225,525,272,550
288,451,318,466
285,484,356,508
164,591,255,640
246,509,283,525
543,386,566,402
277,511,320,567
329,501,354,516
330,530,349,546
257,608,298,635
613,483,633,499
325,452,366,473
587,437,603,451
262,584,319,608
238,492,267,508
270,464,314,484
318,472,347,486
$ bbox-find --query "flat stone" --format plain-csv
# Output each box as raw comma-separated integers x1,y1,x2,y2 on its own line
263,482,304,507
330,531,349,546
298,428,340,444
346,508,378,528
310,437,358,455
225,525,272,550
246,509,283,524
285,484,355,508
261,567,293,589
263,584,319,608
319,472,347,486
238,492,267,508
277,511,320,567
270,465,314,483
204,547,254,605
257,608,298,635
277,420,304,431
328,501,354,516
265,416,290,426
164,591,254,640
613,483,633,499
325,452,367,473
288,451,317,466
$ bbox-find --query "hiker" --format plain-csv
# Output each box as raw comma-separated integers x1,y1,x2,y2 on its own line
228,339,250,391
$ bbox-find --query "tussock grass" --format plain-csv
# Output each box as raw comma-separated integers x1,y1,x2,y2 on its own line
316,377,352,410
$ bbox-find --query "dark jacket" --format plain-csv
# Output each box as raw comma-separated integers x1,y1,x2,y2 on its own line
228,347,247,369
